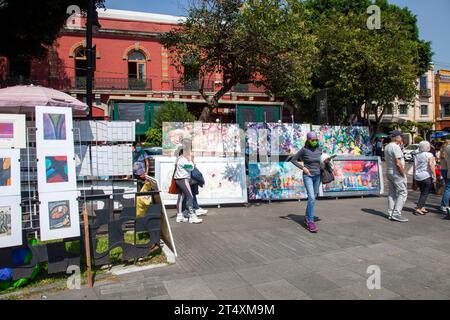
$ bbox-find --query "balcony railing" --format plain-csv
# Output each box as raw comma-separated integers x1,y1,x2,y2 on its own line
0,77,152,91
231,83,266,93
419,88,431,97
172,80,214,92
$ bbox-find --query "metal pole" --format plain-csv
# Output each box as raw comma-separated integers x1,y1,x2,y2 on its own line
86,0,94,119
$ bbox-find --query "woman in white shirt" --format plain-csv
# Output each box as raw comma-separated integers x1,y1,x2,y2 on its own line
413,141,436,215
174,146,202,224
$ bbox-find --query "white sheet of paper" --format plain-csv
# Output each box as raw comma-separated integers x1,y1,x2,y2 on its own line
0,195,23,248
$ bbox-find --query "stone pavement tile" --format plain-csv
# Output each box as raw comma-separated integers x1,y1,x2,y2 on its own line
201,271,249,293
322,251,365,267
46,288,99,300
150,295,171,300
284,272,340,296
343,282,402,300
367,256,416,274
254,279,309,300
265,258,315,279
414,247,450,264
164,276,217,299
235,265,284,286
387,236,442,252
317,267,366,288
308,287,362,300
294,255,338,273
213,285,266,300
142,282,169,298
380,273,449,300
366,242,410,257
401,267,450,296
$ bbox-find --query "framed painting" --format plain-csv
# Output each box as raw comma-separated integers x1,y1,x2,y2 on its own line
312,125,373,156
192,122,223,155
162,122,193,156
154,156,248,205
0,114,26,149
248,162,307,200
35,106,74,149
39,191,80,241
320,156,383,197
220,123,243,156
0,149,21,196
37,149,77,193
0,196,22,248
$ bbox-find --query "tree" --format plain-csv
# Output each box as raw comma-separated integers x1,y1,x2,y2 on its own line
304,0,432,131
153,101,196,128
161,0,317,121
0,0,104,76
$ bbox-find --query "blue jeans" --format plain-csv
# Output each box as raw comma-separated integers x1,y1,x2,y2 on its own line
182,194,199,211
303,174,321,221
441,170,450,207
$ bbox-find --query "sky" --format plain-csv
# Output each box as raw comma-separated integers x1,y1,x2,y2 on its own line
104,0,450,70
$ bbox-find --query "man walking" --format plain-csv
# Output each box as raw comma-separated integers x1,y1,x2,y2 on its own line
385,130,409,222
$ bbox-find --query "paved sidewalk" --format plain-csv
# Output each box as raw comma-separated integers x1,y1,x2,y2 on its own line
39,189,450,300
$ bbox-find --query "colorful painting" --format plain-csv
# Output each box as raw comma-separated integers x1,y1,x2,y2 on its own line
0,114,26,149
162,122,193,156
48,200,71,230
322,157,383,196
0,158,11,186
245,122,267,155
221,124,243,155
39,192,80,241
0,206,11,237
248,162,307,200
45,156,69,183
0,123,14,140
155,156,248,205
44,113,66,140
312,125,372,156
266,123,310,155
192,122,223,155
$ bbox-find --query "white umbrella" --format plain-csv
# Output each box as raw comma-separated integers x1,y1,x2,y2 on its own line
0,85,88,115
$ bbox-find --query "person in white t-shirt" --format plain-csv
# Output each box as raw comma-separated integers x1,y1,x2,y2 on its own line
413,141,436,215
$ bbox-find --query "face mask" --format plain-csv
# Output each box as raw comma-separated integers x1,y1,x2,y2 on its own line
309,141,318,148
136,147,142,152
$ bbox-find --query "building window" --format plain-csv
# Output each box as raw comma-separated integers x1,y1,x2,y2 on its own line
421,105,428,116
384,105,393,115
420,74,428,90
128,50,146,80
74,47,87,88
444,104,450,118
399,104,408,115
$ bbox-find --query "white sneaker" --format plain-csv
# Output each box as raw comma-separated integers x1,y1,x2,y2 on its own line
195,208,208,216
189,213,203,224
440,206,449,213
176,213,188,223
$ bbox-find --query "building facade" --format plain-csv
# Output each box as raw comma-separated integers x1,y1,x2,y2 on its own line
0,9,286,138
434,69,450,131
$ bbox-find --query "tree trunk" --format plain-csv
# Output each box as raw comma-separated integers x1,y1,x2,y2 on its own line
199,106,211,122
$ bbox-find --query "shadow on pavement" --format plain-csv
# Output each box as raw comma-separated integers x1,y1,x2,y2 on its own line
361,208,389,219
280,215,322,231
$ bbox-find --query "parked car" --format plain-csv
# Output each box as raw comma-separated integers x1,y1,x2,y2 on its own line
403,144,419,162
143,147,163,156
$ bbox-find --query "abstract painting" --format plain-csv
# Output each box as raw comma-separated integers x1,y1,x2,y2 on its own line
0,197,22,248
0,149,21,196
221,124,243,155
0,157,11,186
246,123,310,156
154,156,248,205
192,122,223,155
248,162,307,200
39,192,80,241
162,122,193,156
312,125,372,156
46,156,69,183
43,113,66,140
321,156,383,197
0,206,11,237
48,200,71,230
0,123,14,140
0,114,26,149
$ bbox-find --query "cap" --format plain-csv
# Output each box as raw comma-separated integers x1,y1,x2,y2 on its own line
389,130,403,138
307,132,318,140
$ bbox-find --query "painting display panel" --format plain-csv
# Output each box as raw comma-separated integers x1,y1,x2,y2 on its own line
220,124,242,155
154,156,248,205
0,196,22,248
162,122,193,156
312,125,372,156
39,192,80,241
0,114,26,149
248,162,307,200
0,149,21,196
192,122,223,155
321,156,383,197
37,149,76,193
